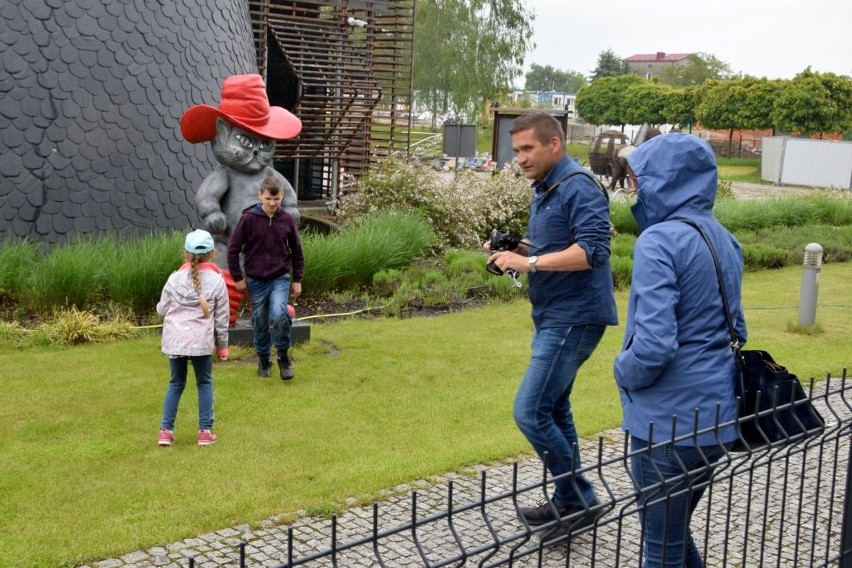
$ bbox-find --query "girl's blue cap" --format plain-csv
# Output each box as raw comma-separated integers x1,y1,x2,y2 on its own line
185,229,215,254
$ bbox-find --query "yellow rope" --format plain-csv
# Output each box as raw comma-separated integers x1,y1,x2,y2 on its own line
296,305,386,321
129,305,386,328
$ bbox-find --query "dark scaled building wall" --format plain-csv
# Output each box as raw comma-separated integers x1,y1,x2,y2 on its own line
0,0,258,243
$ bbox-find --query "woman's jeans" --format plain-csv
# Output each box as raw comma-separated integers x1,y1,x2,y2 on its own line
246,273,292,358
630,437,731,568
160,355,214,430
513,324,605,508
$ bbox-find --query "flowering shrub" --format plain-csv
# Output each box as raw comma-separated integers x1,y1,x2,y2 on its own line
336,158,531,250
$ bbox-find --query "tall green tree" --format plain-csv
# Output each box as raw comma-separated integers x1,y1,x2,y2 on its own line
413,0,534,126
739,77,785,134
591,49,628,80
659,52,732,87
575,74,643,126
524,64,586,93
695,78,752,154
772,68,852,136
664,87,700,131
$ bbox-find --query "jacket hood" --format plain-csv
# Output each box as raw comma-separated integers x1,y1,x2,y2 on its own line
168,265,222,306
242,203,269,216
168,271,207,307
626,133,718,231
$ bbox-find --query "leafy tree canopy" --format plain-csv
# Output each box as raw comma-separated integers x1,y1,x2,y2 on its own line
413,0,534,124
524,64,586,93
658,52,732,87
696,78,748,130
738,77,785,131
664,86,700,129
591,49,628,81
622,82,673,126
773,68,852,136
576,74,643,125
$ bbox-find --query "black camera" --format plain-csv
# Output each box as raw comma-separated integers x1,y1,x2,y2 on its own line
486,230,521,275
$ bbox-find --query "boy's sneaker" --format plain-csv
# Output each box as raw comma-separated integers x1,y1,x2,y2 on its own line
158,429,174,447
257,357,272,377
197,430,218,446
278,355,294,381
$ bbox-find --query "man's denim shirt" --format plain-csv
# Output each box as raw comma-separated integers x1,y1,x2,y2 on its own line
526,155,618,329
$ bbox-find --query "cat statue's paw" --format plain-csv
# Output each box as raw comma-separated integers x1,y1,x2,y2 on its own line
203,212,228,235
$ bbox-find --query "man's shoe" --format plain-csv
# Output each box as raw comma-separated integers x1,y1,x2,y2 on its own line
257,357,272,377
569,500,607,531
519,500,573,525
158,429,174,447
539,500,609,548
278,355,294,381
519,498,603,527
197,430,218,446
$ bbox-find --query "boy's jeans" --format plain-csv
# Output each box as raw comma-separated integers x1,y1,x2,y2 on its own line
246,273,292,358
513,324,605,508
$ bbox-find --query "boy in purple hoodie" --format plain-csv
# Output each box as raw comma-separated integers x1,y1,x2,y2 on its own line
227,176,304,380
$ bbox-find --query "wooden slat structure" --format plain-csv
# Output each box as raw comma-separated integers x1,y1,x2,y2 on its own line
246,0,415,206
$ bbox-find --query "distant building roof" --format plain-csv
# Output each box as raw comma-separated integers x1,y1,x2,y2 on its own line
624,52,690,63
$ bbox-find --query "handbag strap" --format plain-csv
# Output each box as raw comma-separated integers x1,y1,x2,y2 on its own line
676,218,741,354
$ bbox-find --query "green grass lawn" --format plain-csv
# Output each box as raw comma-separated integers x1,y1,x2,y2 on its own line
718,164,762,184
1,263,850,566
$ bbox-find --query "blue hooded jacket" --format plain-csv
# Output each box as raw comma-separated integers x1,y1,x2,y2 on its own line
614,134,747,445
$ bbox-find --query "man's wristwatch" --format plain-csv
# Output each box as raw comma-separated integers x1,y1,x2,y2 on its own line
528,255,538,273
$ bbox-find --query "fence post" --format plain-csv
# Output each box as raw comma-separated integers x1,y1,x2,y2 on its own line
841,436,852,567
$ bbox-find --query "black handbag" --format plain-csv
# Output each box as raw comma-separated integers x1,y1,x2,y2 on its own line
678,219,825,450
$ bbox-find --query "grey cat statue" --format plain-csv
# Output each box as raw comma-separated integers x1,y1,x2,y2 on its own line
180,74,302,324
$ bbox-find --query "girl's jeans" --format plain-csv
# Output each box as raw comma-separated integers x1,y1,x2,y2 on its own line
247,273,292,358
160,355,214,430
513,324,605,508
630,437,731,568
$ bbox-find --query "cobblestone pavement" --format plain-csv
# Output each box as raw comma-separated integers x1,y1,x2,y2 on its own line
83,385,848,568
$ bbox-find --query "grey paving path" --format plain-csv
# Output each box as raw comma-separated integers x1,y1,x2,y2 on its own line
729,181,826,200
83,383,848,568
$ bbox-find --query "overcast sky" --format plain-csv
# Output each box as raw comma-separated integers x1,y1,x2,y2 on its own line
520,0,852,84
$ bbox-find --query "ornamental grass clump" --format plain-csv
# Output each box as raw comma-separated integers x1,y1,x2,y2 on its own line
0,320,28,349
39,307,137,346
300,210,436,296
714,194,852,233
736,224,852,265
107,231,185,314
0,238,37,299
26,236,110,315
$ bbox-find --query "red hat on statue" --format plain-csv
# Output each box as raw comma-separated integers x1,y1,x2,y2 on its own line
180,74,302,143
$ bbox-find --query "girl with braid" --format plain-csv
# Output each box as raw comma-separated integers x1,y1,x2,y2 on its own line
157,230,229,446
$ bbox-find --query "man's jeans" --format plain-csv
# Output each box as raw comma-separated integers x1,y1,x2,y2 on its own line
160,355,214,430
513,324,605,508
246,273,292,358
630,437,731,568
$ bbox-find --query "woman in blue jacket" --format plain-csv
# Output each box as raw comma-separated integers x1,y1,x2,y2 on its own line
614,133,747,568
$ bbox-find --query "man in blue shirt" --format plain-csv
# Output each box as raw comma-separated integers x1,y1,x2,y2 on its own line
487,111,618,531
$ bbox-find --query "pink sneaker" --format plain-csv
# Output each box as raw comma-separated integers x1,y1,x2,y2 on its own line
158,429,174,446
197,430,218,446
